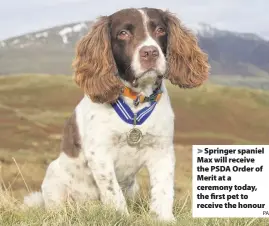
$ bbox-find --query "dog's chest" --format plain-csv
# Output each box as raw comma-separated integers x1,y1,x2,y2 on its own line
78,92,174,180
111,130,160,180
107,102,173,180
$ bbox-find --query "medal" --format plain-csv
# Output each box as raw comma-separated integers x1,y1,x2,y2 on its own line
111,87,163,146
127,128,143,146
127,113,143,146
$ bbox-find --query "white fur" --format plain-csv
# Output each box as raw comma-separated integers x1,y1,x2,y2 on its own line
131,9,167,96
24,9,176,222
24,192,44,207
24,83,176,221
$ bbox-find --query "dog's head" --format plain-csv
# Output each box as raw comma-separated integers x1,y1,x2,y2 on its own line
73,8,210,103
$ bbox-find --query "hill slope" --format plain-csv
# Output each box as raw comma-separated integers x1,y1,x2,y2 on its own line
0,21,269,78
0,74,268,197
0,75,269,226
0,75,269,225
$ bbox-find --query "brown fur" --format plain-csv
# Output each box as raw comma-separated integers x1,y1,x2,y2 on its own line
164,11,210,88
72,16,123,103
61,111,81,158
72,9,209,104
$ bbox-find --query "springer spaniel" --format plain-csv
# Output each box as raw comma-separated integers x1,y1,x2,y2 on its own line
24,7,209,222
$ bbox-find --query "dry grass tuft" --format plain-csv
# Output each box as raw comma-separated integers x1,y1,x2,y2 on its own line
0,187,268,226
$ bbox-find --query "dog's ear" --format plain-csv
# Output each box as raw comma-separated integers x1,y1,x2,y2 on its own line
72,16,123,103
163,11,210,88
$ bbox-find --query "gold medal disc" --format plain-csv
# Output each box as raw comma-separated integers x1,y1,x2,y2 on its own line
127,128,143,146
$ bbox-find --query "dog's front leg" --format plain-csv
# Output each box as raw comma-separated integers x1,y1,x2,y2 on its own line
84,147,128,215
146,146,176,222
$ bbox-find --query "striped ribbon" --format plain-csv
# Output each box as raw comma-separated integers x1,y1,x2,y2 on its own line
111,97,158,125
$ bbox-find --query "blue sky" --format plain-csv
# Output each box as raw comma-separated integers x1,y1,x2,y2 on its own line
0,0,268,40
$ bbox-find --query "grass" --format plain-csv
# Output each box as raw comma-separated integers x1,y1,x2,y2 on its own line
209,74,269,90
0,74,269,225
1,187,269,226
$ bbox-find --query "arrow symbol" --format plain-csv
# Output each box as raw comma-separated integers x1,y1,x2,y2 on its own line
197,149,203,154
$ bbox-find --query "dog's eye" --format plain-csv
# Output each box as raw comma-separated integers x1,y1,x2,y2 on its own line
117,30,130,40
155,27,166,36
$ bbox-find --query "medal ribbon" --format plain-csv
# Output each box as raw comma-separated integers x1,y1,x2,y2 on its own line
122,86,162,106
111,97,158,125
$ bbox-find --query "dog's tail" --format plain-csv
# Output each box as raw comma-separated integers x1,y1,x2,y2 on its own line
23,192,44,207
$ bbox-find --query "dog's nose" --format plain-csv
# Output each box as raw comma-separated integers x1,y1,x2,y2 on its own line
139,46,159,61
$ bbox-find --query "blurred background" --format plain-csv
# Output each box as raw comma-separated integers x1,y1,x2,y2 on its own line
0,0,268,200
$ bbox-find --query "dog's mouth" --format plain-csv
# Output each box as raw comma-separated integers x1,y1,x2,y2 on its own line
132,69,164,87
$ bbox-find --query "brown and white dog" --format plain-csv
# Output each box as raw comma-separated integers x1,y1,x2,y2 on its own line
24,8,209,222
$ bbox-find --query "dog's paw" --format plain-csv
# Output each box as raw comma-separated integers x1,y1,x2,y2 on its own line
150,211,176,223
116,205,129,217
